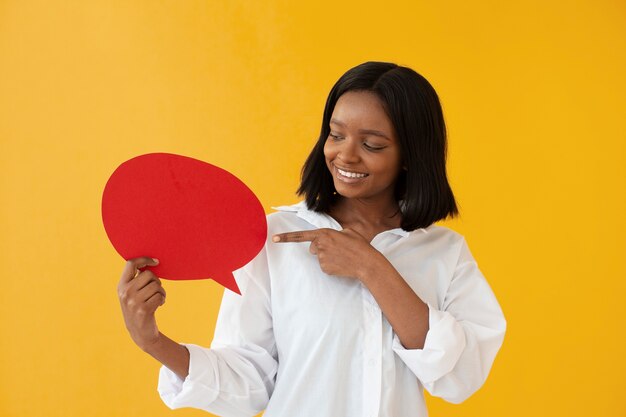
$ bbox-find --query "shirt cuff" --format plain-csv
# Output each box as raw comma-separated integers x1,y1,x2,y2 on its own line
157,344,220,410
392,305,466,384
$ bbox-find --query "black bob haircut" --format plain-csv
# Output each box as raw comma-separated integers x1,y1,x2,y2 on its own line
297,61,459,231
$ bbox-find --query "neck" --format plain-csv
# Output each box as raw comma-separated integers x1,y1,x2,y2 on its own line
330,196,401,229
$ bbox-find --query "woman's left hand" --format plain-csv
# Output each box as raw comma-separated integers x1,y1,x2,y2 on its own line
272,228,382,279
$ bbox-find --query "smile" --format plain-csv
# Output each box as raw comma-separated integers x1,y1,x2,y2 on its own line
335,166,369,181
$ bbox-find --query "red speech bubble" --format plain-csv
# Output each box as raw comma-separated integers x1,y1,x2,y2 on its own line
101,153,267,295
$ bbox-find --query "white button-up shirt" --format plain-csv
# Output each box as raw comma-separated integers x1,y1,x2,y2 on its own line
158,202,506,417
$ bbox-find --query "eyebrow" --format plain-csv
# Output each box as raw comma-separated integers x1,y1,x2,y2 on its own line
330,119,391,140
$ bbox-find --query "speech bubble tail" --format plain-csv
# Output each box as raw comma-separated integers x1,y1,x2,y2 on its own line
214,272,241,295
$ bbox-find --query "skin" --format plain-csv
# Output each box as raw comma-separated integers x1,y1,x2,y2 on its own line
117,257,190,379
117,90,429,382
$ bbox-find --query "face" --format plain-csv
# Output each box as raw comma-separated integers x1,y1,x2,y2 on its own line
324,91,402,204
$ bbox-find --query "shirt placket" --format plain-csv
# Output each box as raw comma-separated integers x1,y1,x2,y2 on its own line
361,284,382,417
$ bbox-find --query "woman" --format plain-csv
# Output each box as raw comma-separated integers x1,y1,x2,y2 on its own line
118,61,506,417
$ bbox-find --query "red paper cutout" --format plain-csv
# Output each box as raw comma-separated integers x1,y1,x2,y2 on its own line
101,153,267,294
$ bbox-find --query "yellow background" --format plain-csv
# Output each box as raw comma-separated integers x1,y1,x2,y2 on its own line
1,1,625,416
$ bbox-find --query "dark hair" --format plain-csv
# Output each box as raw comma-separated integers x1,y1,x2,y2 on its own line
297,61,458,231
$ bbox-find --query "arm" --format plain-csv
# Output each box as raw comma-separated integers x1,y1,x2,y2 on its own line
117,252,277,416
273,229,506,404
117,257,190,380
156,246,278,416
390,237,506,403
357,251,430,349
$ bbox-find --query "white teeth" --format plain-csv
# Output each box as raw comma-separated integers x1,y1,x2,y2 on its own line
337,168,367,178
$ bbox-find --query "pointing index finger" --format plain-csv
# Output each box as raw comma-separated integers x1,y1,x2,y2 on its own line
272,230,321,243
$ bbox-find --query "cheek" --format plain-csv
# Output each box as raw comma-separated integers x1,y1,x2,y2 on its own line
372,154,402,180
388,151,403,175
323,140,334,161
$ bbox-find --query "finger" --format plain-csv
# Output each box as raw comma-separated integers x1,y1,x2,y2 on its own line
119,271,159,303
309,240,318,255
132,270,160,292
272,229,324,243
137,280,166,303
120,257,159,284
145,292,165,313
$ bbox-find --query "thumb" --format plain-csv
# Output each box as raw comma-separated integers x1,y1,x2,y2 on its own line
121,257,160,283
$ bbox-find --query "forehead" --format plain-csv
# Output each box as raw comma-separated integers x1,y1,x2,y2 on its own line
331,91,395,134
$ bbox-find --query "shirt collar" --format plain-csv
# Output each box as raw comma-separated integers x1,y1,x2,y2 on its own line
271,201,427,237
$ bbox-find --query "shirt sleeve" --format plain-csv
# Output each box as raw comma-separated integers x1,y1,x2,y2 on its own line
157,245,278,417
392,237,506,404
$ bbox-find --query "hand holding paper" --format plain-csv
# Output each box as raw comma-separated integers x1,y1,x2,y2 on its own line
117,257,164,349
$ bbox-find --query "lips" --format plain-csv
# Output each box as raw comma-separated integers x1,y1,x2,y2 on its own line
337,167,368,178
333,165,369,183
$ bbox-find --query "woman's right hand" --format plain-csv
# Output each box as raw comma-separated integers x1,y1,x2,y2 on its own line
117,257,166,351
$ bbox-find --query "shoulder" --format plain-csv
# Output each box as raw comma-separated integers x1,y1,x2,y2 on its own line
266,201,305,223
266,201,303,221
417,224,466,246
265,201,317,234
402,224,468,265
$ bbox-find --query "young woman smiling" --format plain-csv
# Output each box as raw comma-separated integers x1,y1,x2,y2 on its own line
118,62,506,417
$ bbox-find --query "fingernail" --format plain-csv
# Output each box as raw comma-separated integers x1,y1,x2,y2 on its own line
152,258,159,264
272,235,280,242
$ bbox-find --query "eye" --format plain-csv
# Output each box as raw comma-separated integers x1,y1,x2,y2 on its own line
329,132,344,141
363,142,385,152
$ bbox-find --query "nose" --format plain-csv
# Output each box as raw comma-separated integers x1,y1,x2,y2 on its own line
337,138,360,164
